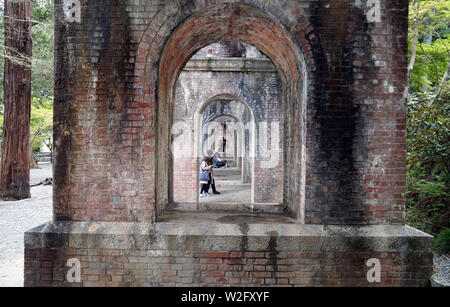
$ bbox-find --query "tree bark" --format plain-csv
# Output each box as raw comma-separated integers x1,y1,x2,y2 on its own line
437,34,450,97
407,0,420,83
438,61,449,91
1,0,32,200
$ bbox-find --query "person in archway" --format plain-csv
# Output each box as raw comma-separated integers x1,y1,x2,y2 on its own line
221,136,227,153
205,154,221,195
199,155,213,197
212,152,229,169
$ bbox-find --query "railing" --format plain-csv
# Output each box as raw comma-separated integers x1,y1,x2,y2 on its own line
34,152,52,163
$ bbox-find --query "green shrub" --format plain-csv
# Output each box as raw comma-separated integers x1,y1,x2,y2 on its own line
405,88,449,236
407,89,450,178
406,175,449,236
434,229,450,255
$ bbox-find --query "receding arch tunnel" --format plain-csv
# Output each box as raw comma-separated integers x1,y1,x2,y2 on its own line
157,4,307,221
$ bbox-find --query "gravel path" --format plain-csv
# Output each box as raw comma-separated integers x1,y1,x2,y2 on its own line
0,164,53,287
29,163,52,185
432,254,450,287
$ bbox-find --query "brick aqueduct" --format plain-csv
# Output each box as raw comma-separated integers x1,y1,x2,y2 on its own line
25,0,433,287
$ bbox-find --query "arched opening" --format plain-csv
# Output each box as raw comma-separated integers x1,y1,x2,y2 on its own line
156,3,307,222
196,93,257,188
199,112,251,204
197,96,255,205
172,39,287,208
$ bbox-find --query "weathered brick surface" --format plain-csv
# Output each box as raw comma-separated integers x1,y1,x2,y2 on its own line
24,222,433,287
52,0,410,224
303,0,409,225
25,248,432,287
30,0,427,288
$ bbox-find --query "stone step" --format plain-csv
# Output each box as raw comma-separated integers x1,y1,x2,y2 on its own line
169,202,287,214
213,168,241,176
214,181,250,187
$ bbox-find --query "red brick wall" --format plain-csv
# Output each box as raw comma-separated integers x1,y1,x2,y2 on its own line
53,0,410,225
303,0,408,224
24,247,432,287
173,158,198,203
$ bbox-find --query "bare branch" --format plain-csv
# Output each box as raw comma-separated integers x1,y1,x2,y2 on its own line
434,32,450,97
418,43,439,85
408,0,421,82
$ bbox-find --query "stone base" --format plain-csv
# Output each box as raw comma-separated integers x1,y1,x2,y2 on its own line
24,214,433,287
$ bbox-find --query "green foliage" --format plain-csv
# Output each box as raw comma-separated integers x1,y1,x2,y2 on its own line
30,0,54,98
406,88,449,237
407,89,450,177
406,1,449,239
406,174,449,236
0,0,55,102
409,38,450,91
409,0,450,38
434,229,450,255
30,96,53,152
408,0,450,92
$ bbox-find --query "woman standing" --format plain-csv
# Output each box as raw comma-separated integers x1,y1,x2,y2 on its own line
200,156,213,197
207,156,221,195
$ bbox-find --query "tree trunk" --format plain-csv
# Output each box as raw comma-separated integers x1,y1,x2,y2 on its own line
439,61,449,90
435,32,450,98
407,0,420,83
1,0,32,200
30,151,39,169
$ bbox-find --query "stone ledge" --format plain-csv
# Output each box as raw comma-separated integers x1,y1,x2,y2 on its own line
168,202,286,213
25,219,433,253
183,58,277,72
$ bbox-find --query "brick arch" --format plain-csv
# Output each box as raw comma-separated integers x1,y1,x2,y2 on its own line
201,114,245,164
198,111,255,202
204,113,241,127
195,94,256,152
195,93,255,129
141,2,316,221
198,94,255,119
196,94,256,170
134,0,317,83
173,93,257,204
195,93,256,151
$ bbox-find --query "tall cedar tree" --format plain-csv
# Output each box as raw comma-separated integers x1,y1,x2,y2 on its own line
1,0,32,200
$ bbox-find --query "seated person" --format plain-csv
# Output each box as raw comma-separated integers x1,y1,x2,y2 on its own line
212,152,229,168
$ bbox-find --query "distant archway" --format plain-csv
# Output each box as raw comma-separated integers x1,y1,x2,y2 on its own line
195,93,256,173
198,98,255,203
156,3,308,221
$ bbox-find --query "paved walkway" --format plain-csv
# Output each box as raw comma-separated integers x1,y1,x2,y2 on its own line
200,167,252,203
199,183,252,203
0,164,53,287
